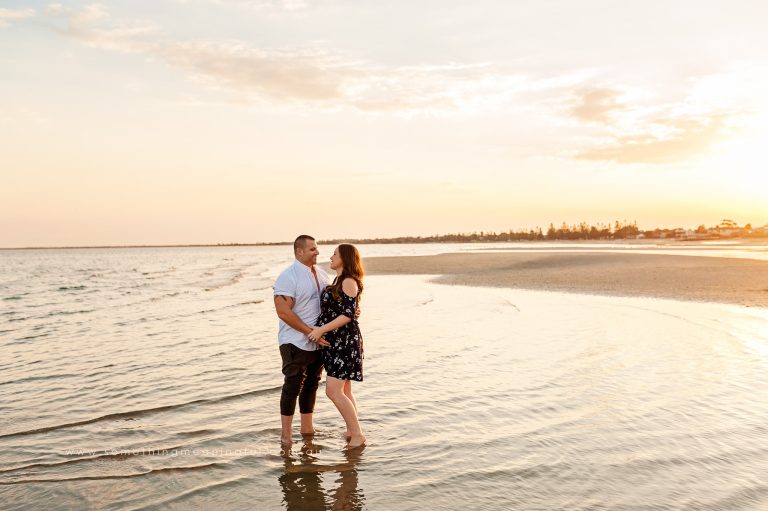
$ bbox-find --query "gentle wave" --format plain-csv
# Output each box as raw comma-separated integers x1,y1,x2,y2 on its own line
0,462,228,486
124,476,252,511
0,386,281,439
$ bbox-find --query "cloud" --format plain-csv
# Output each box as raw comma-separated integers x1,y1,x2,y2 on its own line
216,0,313,10
174,0,313,10
152,48,524,111
47,3,159,51
576,113,734,164
564,74,753,164
41,2,749,166
45,4,543,113
568,87,624,124
151,42,348,101
0,7,35,27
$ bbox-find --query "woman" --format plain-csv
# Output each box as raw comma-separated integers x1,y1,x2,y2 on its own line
307,244,366,448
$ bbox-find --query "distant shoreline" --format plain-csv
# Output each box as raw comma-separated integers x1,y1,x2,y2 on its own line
363,252,768,308
0,242,291,251
2,237,767,251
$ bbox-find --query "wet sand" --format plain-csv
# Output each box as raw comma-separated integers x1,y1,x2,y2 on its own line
362,252,768,308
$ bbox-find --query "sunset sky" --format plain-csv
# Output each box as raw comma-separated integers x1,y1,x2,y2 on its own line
2,1,767,246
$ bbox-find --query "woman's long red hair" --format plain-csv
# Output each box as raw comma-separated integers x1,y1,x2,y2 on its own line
328,244,364,301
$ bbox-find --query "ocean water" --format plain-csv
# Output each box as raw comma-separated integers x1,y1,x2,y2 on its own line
1,245,768,510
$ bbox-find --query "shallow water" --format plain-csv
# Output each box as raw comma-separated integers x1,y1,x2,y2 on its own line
1,246,768,510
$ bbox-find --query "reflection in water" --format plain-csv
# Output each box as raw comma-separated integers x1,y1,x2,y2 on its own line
279,437,365,511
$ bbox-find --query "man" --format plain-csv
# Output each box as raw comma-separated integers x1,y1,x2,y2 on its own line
273,235,331,445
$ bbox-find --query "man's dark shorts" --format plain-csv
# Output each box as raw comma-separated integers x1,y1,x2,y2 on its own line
279,343,323,416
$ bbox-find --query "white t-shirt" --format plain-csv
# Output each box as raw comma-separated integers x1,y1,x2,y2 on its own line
273,259,331,351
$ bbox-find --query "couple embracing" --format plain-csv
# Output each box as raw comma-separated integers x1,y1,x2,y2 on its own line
273,235,366,449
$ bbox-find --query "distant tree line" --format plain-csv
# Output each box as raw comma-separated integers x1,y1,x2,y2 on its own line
208,219,765,246
320,219,766,245
323,220,639,244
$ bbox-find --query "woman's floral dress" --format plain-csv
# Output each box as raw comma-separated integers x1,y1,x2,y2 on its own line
316,287,363,381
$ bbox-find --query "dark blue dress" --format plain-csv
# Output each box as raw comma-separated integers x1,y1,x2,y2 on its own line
316,287,363,381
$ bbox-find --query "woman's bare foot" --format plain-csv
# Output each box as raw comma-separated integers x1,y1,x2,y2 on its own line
346,434,366,449
281,435,293,446
300,428,316,437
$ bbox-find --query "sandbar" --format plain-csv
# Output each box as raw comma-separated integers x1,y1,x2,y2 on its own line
361,252,768,308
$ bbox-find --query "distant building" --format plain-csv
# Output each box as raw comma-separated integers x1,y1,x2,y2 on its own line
713,219,742,237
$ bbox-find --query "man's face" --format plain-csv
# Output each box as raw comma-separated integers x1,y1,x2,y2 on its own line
296,240,319,266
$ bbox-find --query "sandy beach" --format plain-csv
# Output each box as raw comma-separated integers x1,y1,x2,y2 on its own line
362,252,768,308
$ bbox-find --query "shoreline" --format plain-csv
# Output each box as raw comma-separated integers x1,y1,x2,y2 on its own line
3,238,768,251
362,252,768,308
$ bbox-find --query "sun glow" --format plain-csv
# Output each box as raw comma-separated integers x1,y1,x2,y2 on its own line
712,108,768,187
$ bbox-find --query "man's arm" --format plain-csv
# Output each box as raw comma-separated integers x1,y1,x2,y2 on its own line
274,295,330,347
274,295,311,335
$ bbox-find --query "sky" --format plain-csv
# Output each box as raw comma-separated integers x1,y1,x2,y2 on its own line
2,0,768,247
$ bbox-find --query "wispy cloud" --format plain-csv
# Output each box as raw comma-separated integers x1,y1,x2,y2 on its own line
46,3,159,50
43,4,545,113
41,3,749,165
561,73,751,165
153,42,349,101
0,7,36,27
568,87,624,124
576,112,734,164
177,0,313,10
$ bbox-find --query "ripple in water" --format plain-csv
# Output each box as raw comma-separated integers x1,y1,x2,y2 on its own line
1,246,767,510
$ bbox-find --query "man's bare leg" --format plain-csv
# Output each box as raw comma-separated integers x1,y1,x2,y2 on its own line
281,415,293,445
300,412,315,435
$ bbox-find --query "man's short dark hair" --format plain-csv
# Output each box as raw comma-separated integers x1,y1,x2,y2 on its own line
294,235,315,253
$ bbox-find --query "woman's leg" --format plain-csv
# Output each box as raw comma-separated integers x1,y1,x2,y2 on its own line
325,376,365,447
341,380,358,439
343,380,358,413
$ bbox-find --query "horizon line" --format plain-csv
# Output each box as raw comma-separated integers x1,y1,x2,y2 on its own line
3,225,766,250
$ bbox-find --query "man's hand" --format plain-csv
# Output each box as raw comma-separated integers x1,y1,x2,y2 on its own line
354,306,361,320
